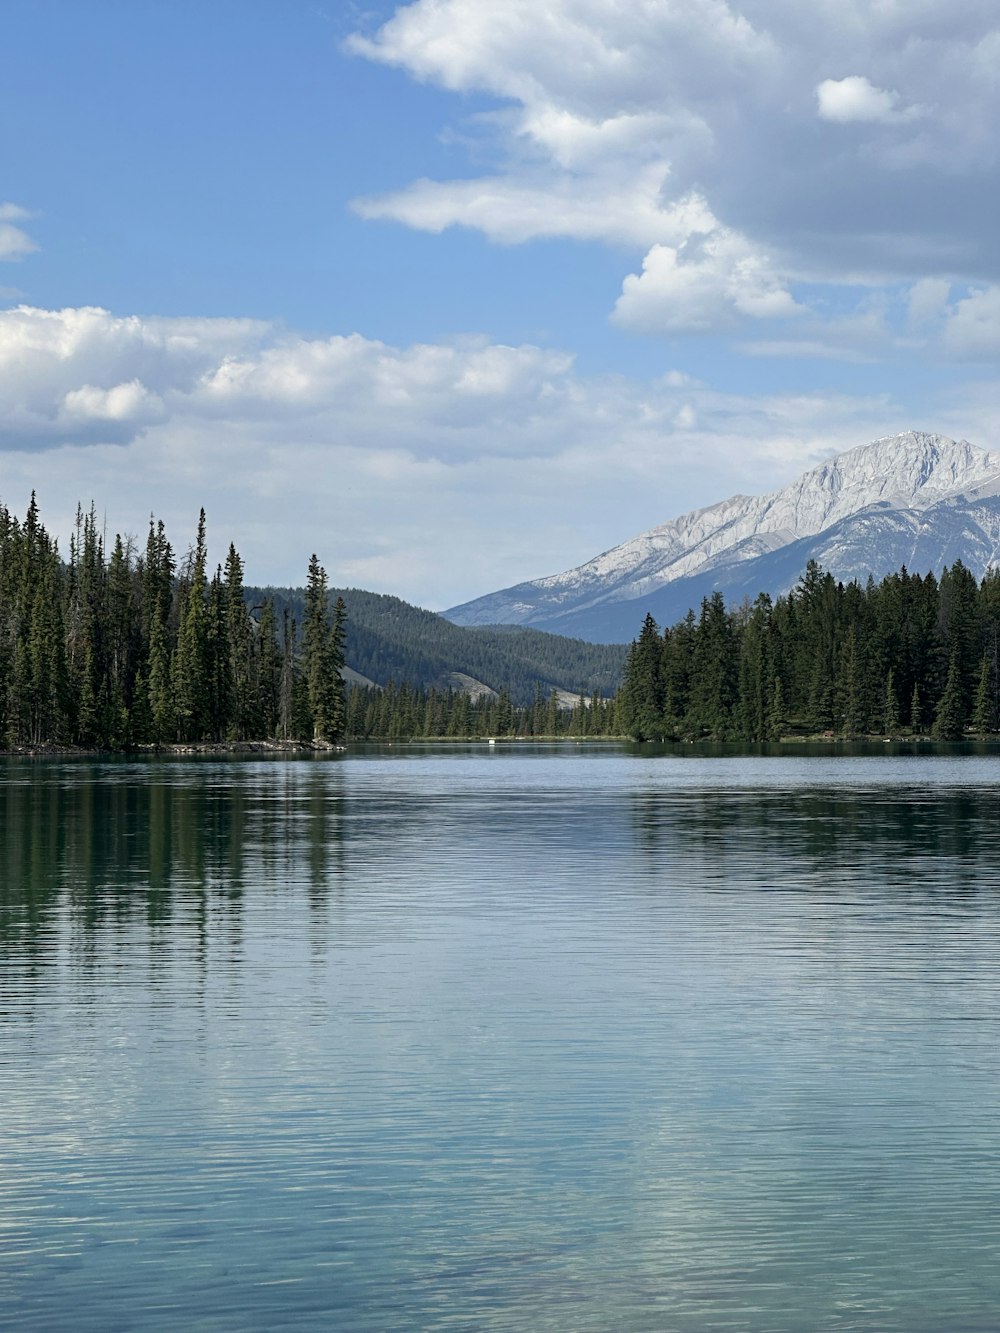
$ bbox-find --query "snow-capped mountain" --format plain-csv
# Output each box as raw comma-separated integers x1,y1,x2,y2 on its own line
444,432,1000,643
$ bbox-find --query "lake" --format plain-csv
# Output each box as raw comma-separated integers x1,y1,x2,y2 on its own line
4,744,1000,1330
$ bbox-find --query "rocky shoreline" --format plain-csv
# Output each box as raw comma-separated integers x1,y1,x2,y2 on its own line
0,740,346,758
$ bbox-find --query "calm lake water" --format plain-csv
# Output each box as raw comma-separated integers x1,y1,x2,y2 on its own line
4,744,1000,1331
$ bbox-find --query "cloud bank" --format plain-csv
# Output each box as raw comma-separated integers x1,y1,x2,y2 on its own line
347,0,1000,347
0,302,983,609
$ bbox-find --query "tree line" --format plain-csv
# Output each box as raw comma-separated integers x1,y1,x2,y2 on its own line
344,681,618,740
0,496,345,749
619,560,1000,741
6,493,1000,749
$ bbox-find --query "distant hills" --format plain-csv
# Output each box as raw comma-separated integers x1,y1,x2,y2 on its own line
445,432,1000,643
247,585,627,705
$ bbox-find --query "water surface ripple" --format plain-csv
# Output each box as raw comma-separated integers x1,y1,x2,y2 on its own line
3,746,1000,1330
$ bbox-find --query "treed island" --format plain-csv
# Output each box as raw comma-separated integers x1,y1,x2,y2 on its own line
2,494,1000,750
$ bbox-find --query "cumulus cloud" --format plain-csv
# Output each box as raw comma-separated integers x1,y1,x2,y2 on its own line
348,0,772,257
62,379,166,426
815,75,921,125
346,0,1000,349
345,0,772,107
0,203,38,261
195,332,575,441
941,285,1000,360
0,304,583,454
613,200,802,334
0,305,268,443
0,303,930,607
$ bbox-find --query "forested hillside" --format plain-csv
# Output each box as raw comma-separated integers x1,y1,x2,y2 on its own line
619,560,1000,741
250,586,626,704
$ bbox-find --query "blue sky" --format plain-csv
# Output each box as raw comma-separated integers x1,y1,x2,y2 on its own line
2,0,999,608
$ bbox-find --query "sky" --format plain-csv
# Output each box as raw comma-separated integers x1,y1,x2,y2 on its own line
2,0,1000,609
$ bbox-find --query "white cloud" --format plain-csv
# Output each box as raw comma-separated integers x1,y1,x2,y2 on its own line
194,332,576,441
355,160,680,248
0,305,268,441
0,302,931,607
613,203,801,334
907,277,952,328
345,0,772,106
62,379,166,425
0,202,38,261
941,285,1000,360
348,0,770,255
815,75,920,125
346,0,1000,349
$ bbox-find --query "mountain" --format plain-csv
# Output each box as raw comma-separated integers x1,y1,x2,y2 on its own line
247,585,628,703
445,432,1000,643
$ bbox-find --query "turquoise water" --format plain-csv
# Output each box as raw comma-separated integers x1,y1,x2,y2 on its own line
4,745,1000,1330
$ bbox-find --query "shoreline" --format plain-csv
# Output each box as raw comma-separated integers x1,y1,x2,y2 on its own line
0,740,346,758
2,732,999,758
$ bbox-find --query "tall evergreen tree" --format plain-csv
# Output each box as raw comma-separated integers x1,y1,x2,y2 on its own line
932,654,965,740
171,510,211,741
620,612,666,739
302,555,345,743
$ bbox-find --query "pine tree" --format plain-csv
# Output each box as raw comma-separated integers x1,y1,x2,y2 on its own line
223,544,253,740
688,592,737,738
279,607,299,741
910,682,923,735
882,669,900,736
736,594,773,741
620,612,666,739
938,561,980,704
302,555,344,743
972,653,995,733
932,654,965,740
255,598,282,737
766,676,785,741
838,626,863,737
207,565,231,740
171,510,211,741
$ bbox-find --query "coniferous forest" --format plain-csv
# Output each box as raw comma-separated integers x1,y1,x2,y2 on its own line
3,494,1000,748
0,496,345,749
618,560,1000,742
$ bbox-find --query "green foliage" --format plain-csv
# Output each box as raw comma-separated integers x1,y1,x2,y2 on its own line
248,585,627,706
342,681,618,741
302,557,346,743
0,498,342,751
933,654,966,740
619,613,666,740
4,492,1000,752
617,560,1000,742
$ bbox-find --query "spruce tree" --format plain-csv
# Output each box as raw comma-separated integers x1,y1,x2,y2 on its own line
972,654,995,734
766,676,785,742
621,612,666,739
688,592,737,738
910,682,923,735
932,654,965,740
171,510,211,741
302,555,344,743
223,544,253,740
882,669,900,736
255,598,282,738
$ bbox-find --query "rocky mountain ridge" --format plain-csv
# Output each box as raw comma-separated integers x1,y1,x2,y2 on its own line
445,432,1000,642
